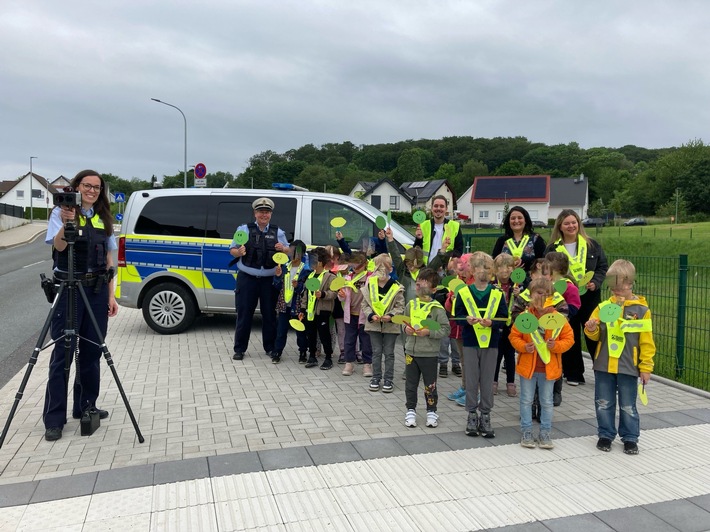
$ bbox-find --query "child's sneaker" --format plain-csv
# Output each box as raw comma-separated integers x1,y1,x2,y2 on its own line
506,383,518,397
341,363,355,376
337,353,346,364
404,409,417,427
425,411,439,428
305,357,318,368
479,413,495,438
538,431,554,449
382,380,394,393
521,430,536,448
355,352,363,364
596,437,612,452
452,364,462,377
368,378,381,392
272,353,282,364
439,364,448,378
455,394,466,407
447,387,466,401
320,358,333,370
363,364,373,377
623,441,639,455
465,411,479,436
298,353,307,364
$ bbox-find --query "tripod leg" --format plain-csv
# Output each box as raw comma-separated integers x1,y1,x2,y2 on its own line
76,283,145,443
0,284,66,449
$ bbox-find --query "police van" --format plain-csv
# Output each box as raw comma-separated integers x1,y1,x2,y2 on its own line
116,185,415,334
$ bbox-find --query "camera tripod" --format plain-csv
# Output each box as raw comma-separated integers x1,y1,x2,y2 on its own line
0,222,144,448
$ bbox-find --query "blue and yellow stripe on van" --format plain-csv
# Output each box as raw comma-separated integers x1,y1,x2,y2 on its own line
116,235,237,299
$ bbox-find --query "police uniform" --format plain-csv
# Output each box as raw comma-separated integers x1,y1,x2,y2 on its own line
232,198,289,357
43,207,115,430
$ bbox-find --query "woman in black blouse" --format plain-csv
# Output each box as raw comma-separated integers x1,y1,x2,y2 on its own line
492,206,546,272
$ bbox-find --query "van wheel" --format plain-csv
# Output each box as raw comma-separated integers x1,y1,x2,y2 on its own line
142,283,196,334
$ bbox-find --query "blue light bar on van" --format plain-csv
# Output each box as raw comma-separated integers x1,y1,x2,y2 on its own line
272,183,309,192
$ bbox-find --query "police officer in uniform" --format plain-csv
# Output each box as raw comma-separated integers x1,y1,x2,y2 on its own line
230,197,289,360
43,170,118,442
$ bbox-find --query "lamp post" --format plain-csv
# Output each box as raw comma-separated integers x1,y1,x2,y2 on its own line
151,98,187,188
29,156,37,223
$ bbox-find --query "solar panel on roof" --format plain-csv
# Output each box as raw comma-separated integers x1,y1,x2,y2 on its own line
475,177,547,200
409,181,428,189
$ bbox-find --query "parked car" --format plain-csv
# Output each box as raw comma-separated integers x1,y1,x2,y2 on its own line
581,217,606,227
531,220,548,229
624,217,647,226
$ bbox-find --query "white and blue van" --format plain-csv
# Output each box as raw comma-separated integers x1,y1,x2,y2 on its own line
116,186,414,334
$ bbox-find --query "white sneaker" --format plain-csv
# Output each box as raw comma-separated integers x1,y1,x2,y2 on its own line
404,409,417,427
425,411,439,428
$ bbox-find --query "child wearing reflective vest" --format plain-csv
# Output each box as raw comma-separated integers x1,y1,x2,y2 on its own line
402,268,451,428
362,254,405,393
454,252,508,438
298,247,338,370
492,253,521,398
273,240,310,364
584,259,655,455
510,277,574,449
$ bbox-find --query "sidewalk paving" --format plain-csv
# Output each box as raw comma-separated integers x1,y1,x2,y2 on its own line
0,222,48,250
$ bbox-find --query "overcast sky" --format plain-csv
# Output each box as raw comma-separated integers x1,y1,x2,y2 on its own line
2,0,708,184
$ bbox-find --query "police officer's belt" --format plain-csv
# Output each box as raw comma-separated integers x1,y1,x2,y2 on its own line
54,271,108,286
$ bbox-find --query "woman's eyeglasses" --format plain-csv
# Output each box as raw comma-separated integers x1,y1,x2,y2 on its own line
80,183,102,192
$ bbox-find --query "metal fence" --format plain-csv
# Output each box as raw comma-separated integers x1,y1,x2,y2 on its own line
0,204,24,218
461,231,710,392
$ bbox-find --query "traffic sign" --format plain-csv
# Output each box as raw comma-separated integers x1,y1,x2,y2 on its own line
114,192,126,203
194,163,207,178
116,213,124,221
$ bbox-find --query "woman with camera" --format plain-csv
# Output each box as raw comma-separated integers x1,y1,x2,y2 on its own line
43,170,118,442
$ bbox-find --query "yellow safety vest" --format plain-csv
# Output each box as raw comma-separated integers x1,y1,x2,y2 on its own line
79,213,105,230
408,298,444,329
420,219,460,264
458,287,503,348
555,237,588,286
284,262,304,304
506,235,529,259
599,300,653,358
368,276,400,317
306,270,326,321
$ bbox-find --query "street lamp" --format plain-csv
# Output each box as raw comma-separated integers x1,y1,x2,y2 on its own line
29,156,37,223
151,98,187,188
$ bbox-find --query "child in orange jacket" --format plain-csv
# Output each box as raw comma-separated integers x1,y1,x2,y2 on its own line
510,277,574,449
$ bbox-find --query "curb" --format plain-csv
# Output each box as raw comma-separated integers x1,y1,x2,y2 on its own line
0,229,47,251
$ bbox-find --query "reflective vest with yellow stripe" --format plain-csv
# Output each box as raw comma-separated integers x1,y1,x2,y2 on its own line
420,219,460,264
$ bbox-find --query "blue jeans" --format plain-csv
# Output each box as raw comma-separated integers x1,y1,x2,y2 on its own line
594,371,640,443
520,373,554,433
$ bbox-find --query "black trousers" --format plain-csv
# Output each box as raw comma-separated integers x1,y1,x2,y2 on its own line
405,356,438,412
305,311,333,358
234,272,277,354
563,289,601,383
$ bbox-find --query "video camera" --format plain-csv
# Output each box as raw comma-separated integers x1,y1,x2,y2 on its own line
53,187,82,207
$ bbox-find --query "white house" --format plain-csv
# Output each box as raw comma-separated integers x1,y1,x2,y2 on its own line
349,178,414,213
464,175,589,225
0,172,57,214
399,179,457,217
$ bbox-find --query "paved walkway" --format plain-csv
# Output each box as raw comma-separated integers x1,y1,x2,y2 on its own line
0,222,709,530
0,222,48,250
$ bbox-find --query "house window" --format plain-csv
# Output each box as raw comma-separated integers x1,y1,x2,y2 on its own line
479,210,489,219
389,196,400,210
16,190,24,199
370,195,381,209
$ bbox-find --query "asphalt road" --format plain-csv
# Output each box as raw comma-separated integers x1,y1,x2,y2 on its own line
0,235,54,389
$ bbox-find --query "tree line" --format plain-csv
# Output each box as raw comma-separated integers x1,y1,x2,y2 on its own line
105,136,710,220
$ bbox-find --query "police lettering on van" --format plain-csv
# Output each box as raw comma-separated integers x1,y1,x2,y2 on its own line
116,186,414,334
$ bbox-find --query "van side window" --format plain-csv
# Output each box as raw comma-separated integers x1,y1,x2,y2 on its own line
209,197,297,241
135,197,209,237
311,199,378,249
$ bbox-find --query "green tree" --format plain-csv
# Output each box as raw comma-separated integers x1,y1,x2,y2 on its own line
393,148,426,185
494,160,525,176
655,189,688,222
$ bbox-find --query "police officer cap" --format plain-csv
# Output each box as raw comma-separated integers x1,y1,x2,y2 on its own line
252,197,274,211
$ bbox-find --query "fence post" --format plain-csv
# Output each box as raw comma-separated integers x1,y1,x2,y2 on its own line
675,254,688,379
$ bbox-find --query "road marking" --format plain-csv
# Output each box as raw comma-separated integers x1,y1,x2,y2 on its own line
23,261,46,268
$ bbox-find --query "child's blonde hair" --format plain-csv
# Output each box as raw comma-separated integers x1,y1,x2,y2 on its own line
469,251,494,280
325,244,341,263
606,259,636,288
528,277,554,298
373,253,393,280
494,254,516,270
